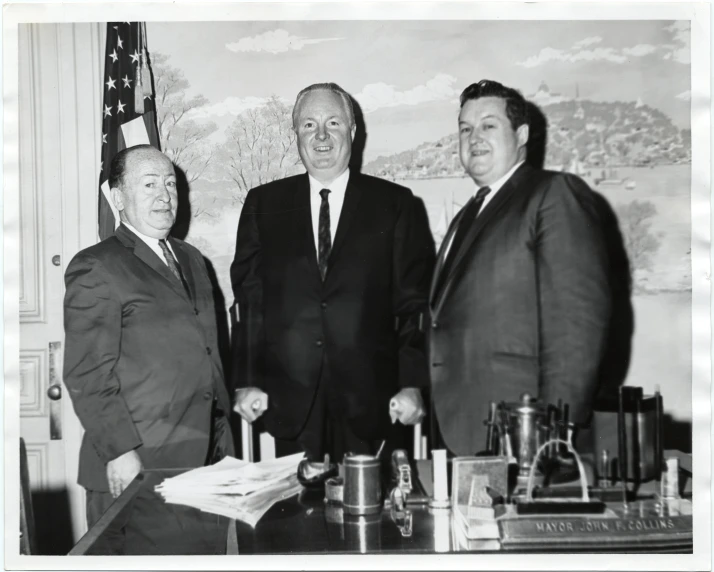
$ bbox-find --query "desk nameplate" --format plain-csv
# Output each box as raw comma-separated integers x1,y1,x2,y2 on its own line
500,515,692,545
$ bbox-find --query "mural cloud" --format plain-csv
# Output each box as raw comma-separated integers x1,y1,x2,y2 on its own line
226,28,343,54
662,21,691,64
518,35,675,68
354,74,459,113
188,95,277,119
573,36,603,48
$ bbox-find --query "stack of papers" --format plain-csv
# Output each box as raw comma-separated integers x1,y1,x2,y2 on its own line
155,453,305,527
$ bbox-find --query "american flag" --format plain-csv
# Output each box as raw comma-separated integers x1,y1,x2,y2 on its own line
98,22,160,240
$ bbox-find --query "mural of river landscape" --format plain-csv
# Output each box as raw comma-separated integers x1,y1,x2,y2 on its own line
147,20,692,445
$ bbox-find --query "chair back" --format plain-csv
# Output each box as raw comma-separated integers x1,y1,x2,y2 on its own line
20,438,37,555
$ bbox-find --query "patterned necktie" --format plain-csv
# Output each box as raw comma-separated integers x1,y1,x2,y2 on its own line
318,189,331,280
159,238,190,296
439,185,492,283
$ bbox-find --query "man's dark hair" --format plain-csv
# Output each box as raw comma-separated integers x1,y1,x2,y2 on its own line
459,80,529,131
292,82,355,128
108,144,157,189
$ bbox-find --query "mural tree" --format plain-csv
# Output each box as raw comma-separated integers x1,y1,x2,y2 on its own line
218,95,302,203
151,52,223,224
151,52,218,183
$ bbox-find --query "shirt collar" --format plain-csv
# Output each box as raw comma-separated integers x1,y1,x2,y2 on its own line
122,221,168,247
477,160,525,194
308,168,350,196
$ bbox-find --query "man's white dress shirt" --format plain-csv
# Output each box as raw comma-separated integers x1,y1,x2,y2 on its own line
308,168,350,257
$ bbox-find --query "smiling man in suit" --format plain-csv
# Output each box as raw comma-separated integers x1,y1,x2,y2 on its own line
63,145,233,553
231,83,435,462
429,80,613,456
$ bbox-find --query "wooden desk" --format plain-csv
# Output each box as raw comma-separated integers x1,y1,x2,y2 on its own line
71,453,693,555
69,470,231,555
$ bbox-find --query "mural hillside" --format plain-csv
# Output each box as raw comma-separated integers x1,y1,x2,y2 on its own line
363,91,691,180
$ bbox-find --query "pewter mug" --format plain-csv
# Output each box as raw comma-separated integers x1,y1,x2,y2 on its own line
343,454,383,515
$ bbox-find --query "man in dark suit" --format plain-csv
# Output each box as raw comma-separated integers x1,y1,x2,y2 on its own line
231,83,435,462
63,145,233,553
429,80,612,456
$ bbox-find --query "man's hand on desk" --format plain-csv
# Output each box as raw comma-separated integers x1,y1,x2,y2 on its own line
389,387,425,425
107,450,143,498
234,387,269,423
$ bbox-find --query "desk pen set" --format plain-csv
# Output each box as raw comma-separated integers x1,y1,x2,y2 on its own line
305,387,691,549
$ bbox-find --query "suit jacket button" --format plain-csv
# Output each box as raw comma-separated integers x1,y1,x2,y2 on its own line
320,301,327,309
206,347,212,355
203,391,213,400
432,321,439,330
316,340,324,348
194,308,199,315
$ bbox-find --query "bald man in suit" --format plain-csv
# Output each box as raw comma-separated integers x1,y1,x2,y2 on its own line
63,145,233,553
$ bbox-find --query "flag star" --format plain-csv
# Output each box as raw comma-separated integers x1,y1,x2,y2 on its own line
103,104,112,118
106,76,117,91
117,99,126,114
109,49,118,63
112,26,118,30
102,133,107,144
130,50,140,64
99,158,104,171
117,35,124,49
144,93,152,100
122,74,132,88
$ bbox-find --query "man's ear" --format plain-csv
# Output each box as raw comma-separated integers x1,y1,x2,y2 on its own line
350,124,356,142
110,187,124,211
516,123,529,148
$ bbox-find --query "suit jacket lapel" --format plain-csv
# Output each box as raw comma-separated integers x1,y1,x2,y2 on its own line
293,175,322,284
170,238,196,301
115,224,190,301
432,163,533,317
430,201,470,307
327,171,361,274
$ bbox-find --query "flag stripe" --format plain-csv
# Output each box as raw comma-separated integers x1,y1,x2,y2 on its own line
98,22,161,241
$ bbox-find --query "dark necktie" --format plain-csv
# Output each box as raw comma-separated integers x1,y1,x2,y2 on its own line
439,185,492,284
159,238,190,296
318,189,331,280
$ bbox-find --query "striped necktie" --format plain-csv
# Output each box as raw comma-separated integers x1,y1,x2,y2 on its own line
159,239,190,297
318,189,331,280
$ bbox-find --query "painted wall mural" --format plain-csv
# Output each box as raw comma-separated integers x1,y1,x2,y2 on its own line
147,20,692,427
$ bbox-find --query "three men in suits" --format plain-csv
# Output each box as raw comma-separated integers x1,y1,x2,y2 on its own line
63,145,233,553
231,83,435,461
429,80,612,456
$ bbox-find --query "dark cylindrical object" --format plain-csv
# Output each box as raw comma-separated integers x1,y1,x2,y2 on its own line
617,387,629,505
485,401,497,453
654,390,663,476
343,454,383,515
561,404,570,440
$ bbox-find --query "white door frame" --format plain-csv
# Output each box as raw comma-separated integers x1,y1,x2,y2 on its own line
5,22,106,550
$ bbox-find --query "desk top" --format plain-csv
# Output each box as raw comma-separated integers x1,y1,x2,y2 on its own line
70,470,231,556
234,489,692,554
71,454,693,556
